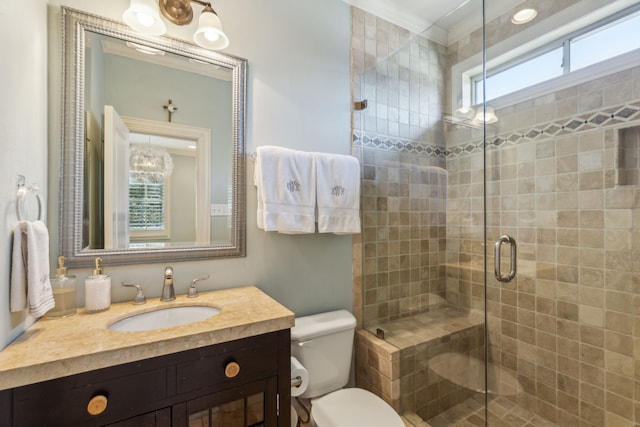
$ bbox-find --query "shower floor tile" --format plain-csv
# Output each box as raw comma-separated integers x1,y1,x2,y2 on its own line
403,395,559,427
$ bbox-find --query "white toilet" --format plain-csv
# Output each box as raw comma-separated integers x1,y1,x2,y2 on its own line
291,310,404,427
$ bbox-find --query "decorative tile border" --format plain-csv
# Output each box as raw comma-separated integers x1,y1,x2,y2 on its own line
478,102,640,155
353,132,448,159
354,101,640,160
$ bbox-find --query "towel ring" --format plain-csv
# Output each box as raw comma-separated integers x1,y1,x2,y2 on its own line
16,175,44,222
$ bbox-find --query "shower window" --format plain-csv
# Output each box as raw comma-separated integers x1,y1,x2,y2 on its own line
571,8,640,71
469,4,640,104
474,46,563,103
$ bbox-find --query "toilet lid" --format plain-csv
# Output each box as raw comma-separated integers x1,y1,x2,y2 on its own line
311,388,403,427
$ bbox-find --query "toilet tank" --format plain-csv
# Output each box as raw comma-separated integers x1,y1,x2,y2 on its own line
291,310,356,399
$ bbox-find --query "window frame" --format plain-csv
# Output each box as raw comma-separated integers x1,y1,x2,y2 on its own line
129,177,172,241
452,1,640,112
472,41,566,105
472,4,640,105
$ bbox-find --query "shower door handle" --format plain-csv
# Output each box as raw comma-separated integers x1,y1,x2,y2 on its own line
494,235,517,282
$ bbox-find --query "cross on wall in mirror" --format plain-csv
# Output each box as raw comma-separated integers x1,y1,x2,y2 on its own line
163,99,178,122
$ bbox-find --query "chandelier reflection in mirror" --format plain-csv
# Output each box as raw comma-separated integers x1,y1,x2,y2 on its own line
123,0,230,50
129,143,175,184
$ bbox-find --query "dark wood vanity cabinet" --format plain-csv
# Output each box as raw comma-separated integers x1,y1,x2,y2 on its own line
1,330,291,427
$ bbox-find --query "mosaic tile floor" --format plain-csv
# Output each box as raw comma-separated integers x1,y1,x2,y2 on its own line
293,388,557,427
403,394,558,427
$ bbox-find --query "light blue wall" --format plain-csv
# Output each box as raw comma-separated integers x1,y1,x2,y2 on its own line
102,53,232,133
21,0,355,351
0,0,48,348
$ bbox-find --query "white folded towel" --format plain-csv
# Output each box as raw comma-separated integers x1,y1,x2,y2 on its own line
254,146,316,234
314,152,361,234
10,221,55,317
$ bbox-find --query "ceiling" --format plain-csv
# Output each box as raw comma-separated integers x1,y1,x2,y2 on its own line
130,133,196,152
341,0,526,45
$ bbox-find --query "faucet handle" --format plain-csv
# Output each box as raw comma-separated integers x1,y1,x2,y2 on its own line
187,275,210,298
122,283,147,305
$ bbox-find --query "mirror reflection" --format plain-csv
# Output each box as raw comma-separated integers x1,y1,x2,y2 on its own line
60,8,246,266
84,31,232,250
127,132,198,248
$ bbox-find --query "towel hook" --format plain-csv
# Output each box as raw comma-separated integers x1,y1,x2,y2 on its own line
16,175,44,222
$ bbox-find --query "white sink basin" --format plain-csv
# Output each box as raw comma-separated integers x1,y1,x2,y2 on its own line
108,305,221,332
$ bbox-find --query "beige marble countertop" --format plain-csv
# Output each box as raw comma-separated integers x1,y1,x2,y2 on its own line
0,286,294,390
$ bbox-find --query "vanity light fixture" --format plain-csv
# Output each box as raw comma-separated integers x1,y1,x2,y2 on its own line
453,103,498,125
511,8,538,25
454,105,475,120
123,0,230,50
123,0,166,35
472,106,499,124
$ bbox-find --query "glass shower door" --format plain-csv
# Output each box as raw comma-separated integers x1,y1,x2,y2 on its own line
482,1,640,426
355,1,640,425
353,0,489,425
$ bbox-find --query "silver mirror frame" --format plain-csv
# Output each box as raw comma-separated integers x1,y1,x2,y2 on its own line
60,7,246,266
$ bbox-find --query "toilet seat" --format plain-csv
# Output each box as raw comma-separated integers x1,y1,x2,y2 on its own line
311,388,404,427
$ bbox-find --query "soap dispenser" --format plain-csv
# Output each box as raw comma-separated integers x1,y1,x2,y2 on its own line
45,256,77,318
84,258,111,313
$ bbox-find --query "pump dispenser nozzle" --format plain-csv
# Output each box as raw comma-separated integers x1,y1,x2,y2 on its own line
93,257,104,276
56,256,68,275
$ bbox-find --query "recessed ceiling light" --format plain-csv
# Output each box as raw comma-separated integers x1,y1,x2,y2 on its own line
511,8,537,25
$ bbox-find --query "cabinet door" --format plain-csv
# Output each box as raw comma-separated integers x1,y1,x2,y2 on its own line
0,389,11,426
106,408,171,427
174,377,278,427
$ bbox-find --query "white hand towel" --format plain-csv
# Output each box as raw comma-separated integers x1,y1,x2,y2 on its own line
255,146,316,234
10,221,55,317
314,152,361,234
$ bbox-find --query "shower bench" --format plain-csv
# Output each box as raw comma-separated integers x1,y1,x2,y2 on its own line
355,307,485,421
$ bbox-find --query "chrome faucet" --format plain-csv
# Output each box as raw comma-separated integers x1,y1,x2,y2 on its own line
161,266,176,301
187,275,210,298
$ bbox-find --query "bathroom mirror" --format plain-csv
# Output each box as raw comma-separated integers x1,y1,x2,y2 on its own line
60,7,246,266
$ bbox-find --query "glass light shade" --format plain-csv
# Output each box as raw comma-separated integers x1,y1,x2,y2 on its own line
472,106,498,124
193,10,229,50
455,106,475,119
129,144,174,184
123,0,167,36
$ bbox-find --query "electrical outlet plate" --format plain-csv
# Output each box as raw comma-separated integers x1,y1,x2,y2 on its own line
210,204,231,216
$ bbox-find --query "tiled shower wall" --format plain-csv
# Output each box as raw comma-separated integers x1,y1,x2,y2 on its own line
352,1,640,426
350,0,587,329
446,83,640,426
351,7,450,330
443,0,640,423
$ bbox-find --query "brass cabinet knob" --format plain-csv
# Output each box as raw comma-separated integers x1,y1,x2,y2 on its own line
225,361,240,378
87,395,108,416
